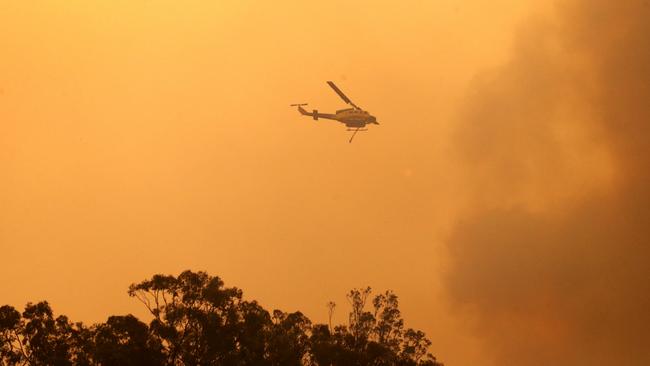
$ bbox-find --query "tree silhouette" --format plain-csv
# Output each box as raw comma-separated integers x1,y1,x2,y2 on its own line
1,270,442,365
309,288,440,366
92,315,164,366
0,302,91,366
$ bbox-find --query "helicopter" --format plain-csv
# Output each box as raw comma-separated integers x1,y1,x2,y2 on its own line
291,81,378,143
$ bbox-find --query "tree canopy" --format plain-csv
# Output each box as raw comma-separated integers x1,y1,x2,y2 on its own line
1,270,442,365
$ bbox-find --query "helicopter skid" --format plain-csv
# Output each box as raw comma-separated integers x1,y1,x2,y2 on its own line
346,128,368,132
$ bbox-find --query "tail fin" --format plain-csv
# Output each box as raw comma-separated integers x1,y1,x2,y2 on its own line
291,103,309,116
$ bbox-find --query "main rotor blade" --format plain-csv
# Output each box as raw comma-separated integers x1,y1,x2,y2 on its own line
327,81,360,109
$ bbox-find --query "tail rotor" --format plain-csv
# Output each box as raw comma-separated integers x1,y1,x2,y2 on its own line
291,103,311,117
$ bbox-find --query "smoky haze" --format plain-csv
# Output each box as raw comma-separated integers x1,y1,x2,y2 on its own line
1,1,648,364
446,0,650,365
1,2,539,365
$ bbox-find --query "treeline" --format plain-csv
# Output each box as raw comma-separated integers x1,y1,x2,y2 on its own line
0,270,442,365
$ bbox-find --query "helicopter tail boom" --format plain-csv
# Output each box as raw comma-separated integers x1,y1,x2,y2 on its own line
295,105,319,120
294,105,337,121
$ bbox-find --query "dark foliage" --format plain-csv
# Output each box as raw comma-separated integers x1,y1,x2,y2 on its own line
1,271,442,365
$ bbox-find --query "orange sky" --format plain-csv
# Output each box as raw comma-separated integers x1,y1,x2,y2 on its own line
3,1,647,365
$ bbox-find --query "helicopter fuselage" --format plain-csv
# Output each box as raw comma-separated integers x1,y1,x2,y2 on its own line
296,105,377,127
335,108,374,127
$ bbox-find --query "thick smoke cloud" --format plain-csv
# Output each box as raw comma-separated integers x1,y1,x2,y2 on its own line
446,1,650,365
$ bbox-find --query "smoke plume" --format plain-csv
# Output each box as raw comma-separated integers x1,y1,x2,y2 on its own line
446,1,650,364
